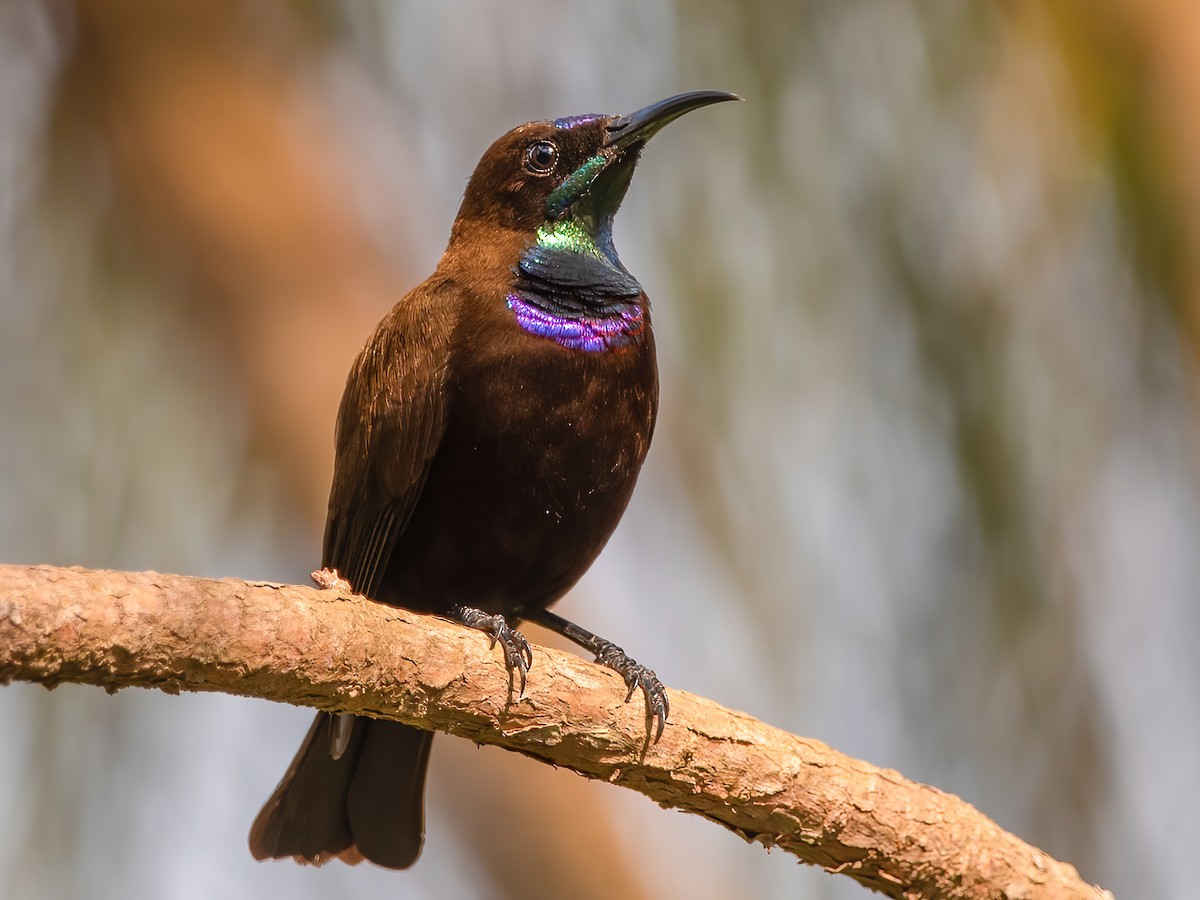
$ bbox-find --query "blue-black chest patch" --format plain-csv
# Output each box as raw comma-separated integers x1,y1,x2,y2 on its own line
510,245,645,352
517,246,640,313
507,292,644,353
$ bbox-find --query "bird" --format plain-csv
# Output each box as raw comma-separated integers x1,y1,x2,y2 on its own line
248,90,740,870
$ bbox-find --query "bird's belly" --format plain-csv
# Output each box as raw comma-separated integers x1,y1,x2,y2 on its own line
381,348,656,616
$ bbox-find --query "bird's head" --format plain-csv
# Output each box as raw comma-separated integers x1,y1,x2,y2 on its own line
450,91,741,262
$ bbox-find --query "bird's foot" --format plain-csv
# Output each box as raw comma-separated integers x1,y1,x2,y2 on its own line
452,606,534,700
311,567,354,593
593,638,669,743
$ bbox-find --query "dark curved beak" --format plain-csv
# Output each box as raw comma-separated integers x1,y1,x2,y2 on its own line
603,90,743,151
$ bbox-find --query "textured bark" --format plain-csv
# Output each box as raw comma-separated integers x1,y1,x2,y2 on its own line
0,563,1110,899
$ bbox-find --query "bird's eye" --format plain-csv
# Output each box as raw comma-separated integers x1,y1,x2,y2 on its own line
524,140,559,174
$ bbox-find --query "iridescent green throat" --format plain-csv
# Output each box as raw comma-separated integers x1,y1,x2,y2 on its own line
535,214,606,260
544,153,609,221
511,183,642,344
516,208,639,308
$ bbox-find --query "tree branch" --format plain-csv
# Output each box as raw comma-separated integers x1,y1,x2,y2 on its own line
0,563,1109,899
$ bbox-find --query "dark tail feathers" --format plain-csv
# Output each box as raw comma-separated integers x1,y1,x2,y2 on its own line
249,712,433,869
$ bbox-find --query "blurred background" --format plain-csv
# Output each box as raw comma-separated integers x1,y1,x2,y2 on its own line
0,1,1195,897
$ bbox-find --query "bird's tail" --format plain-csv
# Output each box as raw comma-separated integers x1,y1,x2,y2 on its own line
249,712,433,869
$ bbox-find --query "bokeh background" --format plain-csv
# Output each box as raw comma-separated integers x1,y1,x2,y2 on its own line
1,2,1195,897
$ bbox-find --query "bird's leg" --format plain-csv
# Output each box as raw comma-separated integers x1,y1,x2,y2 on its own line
450,606,534,700
525,609,668,743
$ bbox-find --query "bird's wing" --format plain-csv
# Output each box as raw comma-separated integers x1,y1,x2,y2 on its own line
321,285,456,600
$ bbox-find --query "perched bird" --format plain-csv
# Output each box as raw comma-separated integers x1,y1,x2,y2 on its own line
249,90,740,869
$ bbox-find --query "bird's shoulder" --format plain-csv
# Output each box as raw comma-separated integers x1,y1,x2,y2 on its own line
322,276,460,590
346,278,459,412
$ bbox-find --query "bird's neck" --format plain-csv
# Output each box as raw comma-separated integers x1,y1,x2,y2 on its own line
508,210,646,353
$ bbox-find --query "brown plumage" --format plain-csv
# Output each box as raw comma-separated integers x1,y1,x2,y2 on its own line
249,91,739,870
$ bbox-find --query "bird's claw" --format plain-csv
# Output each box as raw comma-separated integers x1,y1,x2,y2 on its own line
593,639,669,743
454,607,533,700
